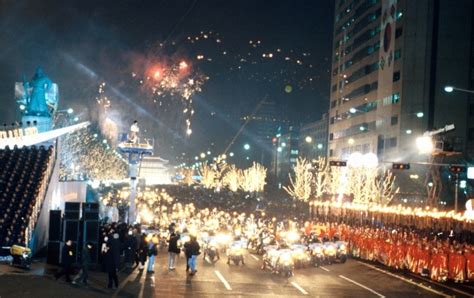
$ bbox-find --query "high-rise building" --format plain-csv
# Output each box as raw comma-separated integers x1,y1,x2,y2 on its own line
328,0,474,161
272,126,299,183
241,100,289,168
299,113,329,161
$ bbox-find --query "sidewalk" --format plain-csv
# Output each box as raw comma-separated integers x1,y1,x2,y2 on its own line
0,261,138,298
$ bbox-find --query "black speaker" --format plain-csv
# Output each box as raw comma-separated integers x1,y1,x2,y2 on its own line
83,220,99,242
65,202,80,220
82,202,99,213
63,220,79,242
47,241,60,265
49,210,62,241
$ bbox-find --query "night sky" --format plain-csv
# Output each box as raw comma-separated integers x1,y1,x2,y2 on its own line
0,0,334,164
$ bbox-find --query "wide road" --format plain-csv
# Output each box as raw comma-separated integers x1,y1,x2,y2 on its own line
114,251,470,298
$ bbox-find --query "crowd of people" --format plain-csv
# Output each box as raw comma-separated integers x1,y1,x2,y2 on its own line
53,186,474,290
303,221,474,283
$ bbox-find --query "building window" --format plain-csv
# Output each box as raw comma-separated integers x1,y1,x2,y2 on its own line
392,92,400,104
469,104,474,116
395,27,403,39
329,133,334,141
332,84,337,92
393,71,400,82
329,149,334,157
331,100,337,109
394,49,402,60
391,115,398,125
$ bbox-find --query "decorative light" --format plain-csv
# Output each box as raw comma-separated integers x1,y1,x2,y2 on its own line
281,142,287,147
229,152,234,157
416,112,424,118
200,152,206,159
67,108,74,114
348,138,355,145
186,128,192,135
277,147,282,152
19,104,26,111
317,143,323,149
305,136,312,143
349,108,357,114
406,129,412,134
243,144,250,150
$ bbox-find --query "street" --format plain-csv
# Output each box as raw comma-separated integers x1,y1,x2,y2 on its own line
2,251,472,298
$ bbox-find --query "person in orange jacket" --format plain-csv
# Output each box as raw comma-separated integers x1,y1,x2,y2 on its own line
465,245,474,282
448,245,466,283
417,244,431,277
430,245,448,282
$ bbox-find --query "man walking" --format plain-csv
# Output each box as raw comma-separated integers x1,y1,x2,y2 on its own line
55,240,75,283
167,232,180,270
73,242,92,285
105,241,119,289
184,236,200,275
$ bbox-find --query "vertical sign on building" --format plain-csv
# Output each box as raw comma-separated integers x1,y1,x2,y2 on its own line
376,0,397,153
377,0,397,102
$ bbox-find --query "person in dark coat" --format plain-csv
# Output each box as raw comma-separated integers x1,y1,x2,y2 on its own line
74,242,92,285
184,236,200,275
134,229,141,267
167,232,180,270
110,232,121,270
124,230,137,269
138,234,148,270
55,240,75,283
105,242,119,289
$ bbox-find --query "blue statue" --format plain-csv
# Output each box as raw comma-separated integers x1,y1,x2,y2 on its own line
23,67,53,116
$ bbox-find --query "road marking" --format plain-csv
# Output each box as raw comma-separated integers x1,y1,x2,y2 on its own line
339,275,385,298
214,270,232,291
250,254,259,261
319,266,330,272
205,257,212,264
357,261,451,297
290,281,309,295
138,267,148,298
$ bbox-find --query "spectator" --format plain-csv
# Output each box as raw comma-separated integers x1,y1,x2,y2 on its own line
138,234,148,270
74,242,92,285
105,242,119,289
124,230,137,269
55,240,75,283
111,232,121,270
147,236,158,273
167,232,180,270
184,236,200,276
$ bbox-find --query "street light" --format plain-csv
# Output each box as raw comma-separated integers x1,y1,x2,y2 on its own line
244,144,250,150
348,138,355,145
416,112,424,118
317,143,323,149
305,136,312,143
200,152,206,159
67,108,74,114
229,152,234,157
444,85,474,94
